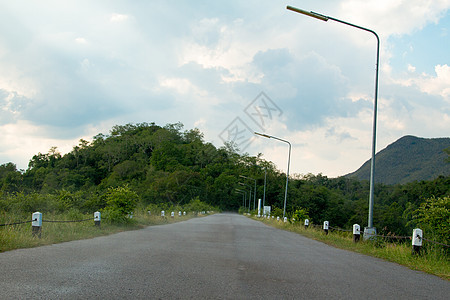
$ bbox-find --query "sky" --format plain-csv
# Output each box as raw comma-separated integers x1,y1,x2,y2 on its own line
1,0,449,177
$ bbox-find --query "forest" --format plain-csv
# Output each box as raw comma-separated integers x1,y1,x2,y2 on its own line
0,122,449,243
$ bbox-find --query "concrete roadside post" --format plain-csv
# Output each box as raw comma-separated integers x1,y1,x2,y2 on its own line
353,224,361,242
161,210,165,217
257,199,261,217
32,212,42,238
304,219,309,229
94,211,101,227
171,211,175,218
412,228,423,255
323,221,329,235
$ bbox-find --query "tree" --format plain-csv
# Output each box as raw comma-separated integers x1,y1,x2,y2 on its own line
102,185,139,223
413,196,449,244
0,162,22,192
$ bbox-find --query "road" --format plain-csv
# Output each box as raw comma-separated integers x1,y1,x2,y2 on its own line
1,213,448,299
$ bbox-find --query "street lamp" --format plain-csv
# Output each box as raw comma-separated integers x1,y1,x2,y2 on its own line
239,182,252,212
239,175,257,211
254,165,267,215
263,168,267,215
254,132,291,219
235,189,247,208
287,5,379,236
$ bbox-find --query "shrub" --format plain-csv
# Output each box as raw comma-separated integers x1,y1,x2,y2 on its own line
271,207,283,218
102,185,139,224
413,196,449,245
292,208,311,223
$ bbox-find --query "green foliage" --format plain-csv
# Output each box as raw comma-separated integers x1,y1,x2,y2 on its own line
292,208,310,223
413,196,449,245
184,197,218,213
0,163,22,192
1,122,449,242
271,207,283,218
445,147,450,163
102,186,139,224
238,206,247,214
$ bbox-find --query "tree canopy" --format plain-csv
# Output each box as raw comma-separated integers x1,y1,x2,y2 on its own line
0,122,449,239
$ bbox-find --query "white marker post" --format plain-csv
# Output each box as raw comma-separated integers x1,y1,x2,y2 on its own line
171,211,175,218
323,221,329,235
94,211,101,227
304,219,309,229
161,211,165,217
412,228,423,255
353,224,361,242
32,212,42,238
257,199,261,217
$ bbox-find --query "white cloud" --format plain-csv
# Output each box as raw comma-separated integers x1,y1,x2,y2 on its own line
159,77,209,98
339,0,450,36
110,13,129,23
407,64,416,73
388,64,450,99
75,37,87,44
417,64,450,98
0,0,449,178
0,122,75,169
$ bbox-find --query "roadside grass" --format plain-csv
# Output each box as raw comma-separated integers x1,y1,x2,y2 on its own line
258,217,449,280
0,210,199,253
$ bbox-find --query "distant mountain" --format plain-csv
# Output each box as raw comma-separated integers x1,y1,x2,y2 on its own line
346,135,450,185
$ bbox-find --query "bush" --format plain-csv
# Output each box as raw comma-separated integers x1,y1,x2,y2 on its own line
413,196,449,245
292,208,310,223
102,185,139,224
271,207,283,218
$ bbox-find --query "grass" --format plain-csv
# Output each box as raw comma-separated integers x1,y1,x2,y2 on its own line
257,217,449,281
0,210,201,253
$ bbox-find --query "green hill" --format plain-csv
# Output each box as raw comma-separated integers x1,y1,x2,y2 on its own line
346,135,450,185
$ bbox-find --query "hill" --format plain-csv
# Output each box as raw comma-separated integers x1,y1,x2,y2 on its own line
346,135,450,185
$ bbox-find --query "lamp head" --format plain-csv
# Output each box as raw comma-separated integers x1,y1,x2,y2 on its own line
286,6,329,22
254,132,272,139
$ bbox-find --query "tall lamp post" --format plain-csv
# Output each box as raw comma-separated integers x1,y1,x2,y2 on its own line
254,132,291,219
239,175,257,211
239,182,252,212
263,168,267,215
287,5,379,236
235,189,247,209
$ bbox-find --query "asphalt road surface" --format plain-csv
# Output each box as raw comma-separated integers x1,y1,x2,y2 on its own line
1,213,448,299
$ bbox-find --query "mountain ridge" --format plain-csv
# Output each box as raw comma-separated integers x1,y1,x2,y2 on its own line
345,135,450,185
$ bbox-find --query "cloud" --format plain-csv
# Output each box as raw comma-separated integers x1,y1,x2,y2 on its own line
249,49,372,130
416,64,450,98
0,0,449,177
110,13,129,23
339,0,450,36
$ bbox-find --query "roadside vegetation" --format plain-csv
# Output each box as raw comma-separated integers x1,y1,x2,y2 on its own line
253,208,449,280
0,190,217,252
0,122,448,256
